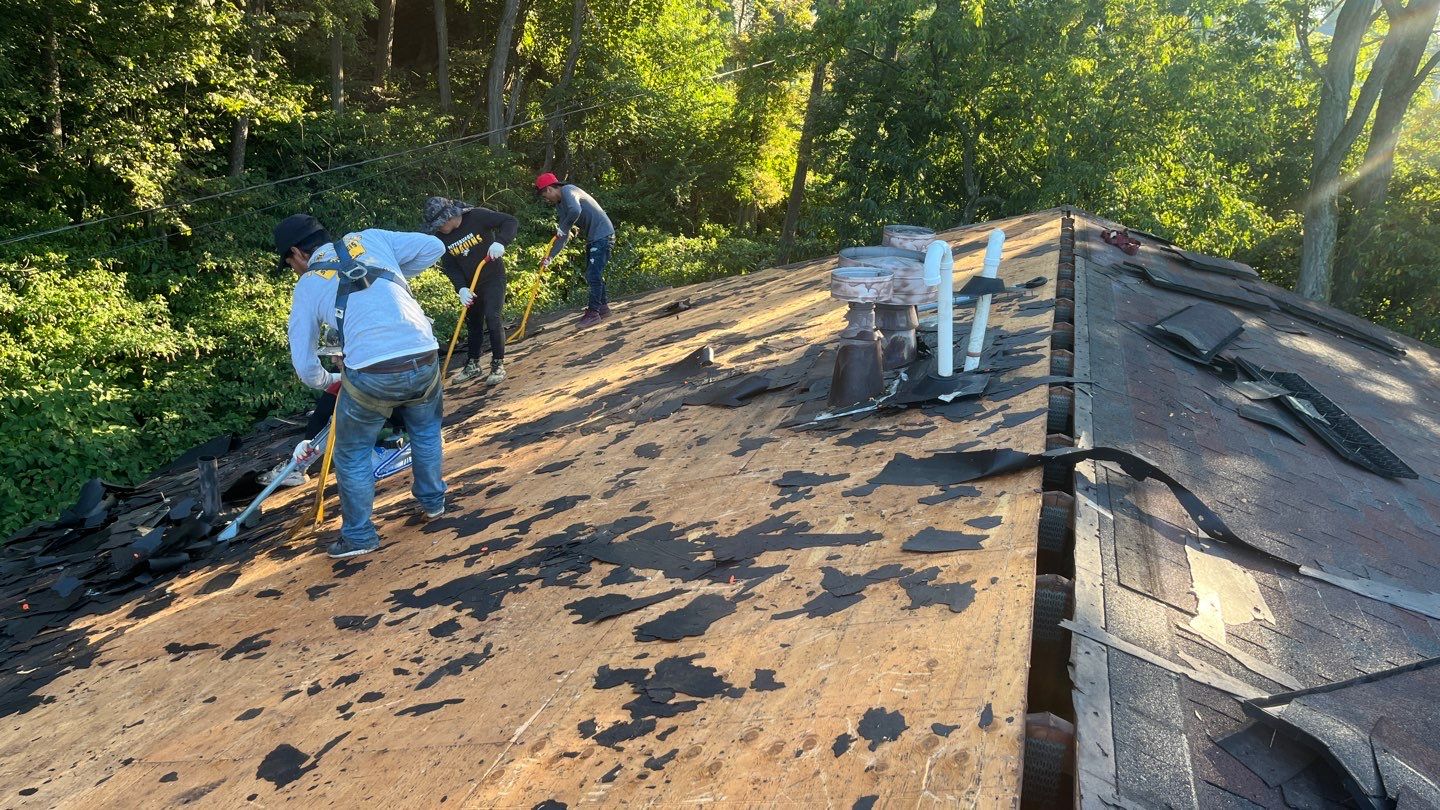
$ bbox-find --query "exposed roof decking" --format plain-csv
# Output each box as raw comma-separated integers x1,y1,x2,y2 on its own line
1,213,1064,807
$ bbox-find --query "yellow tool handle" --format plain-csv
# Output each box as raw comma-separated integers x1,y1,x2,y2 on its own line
441,256,491,377
508,236,559,342
310,400,341,526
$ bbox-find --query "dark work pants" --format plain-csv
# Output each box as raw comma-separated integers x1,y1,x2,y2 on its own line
464,261,506,366
584,236,612,310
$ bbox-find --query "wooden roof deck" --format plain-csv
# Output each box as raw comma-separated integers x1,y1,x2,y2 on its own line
0,212,1063,807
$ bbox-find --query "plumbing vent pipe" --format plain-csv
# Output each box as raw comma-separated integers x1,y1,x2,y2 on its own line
963,229,1007,373
923,240,955,376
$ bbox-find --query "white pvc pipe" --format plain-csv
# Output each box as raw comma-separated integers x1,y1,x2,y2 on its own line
963,229,1007,373
924,240,956,377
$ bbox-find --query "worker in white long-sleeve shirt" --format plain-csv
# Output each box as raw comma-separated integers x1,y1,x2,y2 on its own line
273,213,448,559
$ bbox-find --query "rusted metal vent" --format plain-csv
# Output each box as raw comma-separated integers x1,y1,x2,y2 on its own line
1032,574,1074,644
1021,713,1076,809
1050,349,1073,376
1046,386,1073,434
1051,322,1074,351
837,245,932,371
881,224,937,253
837,246,933,306
827,267,893,408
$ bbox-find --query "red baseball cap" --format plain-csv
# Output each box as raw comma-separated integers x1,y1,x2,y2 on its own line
534,172,560,192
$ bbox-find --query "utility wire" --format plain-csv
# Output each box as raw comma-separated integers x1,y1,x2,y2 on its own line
1,57,784,251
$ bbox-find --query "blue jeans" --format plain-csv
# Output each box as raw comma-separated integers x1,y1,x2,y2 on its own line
335,362,446,546
584,236,612,310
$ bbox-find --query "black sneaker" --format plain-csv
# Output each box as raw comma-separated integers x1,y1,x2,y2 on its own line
327,536,380,559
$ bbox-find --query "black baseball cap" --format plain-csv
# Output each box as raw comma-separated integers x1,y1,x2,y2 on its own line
273,213,326,270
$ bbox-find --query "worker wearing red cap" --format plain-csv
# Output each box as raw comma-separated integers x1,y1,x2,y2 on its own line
535,172,615,328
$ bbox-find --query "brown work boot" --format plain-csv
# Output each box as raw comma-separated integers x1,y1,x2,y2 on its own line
576,308,602,328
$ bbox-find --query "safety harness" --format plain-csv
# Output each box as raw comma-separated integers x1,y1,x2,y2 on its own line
307,237,439,416
306,237,410,348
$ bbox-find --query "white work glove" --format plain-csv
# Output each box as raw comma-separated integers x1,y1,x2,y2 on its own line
458,287,475,308
487,242,505,260
325,372,341,390
556,227,565,239
292,439,321,467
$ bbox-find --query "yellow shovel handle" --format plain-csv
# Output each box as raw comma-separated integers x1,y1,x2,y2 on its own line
442,257,491,376
508,236,559,342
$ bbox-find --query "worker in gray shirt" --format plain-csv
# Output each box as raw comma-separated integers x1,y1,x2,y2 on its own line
535,171,615,328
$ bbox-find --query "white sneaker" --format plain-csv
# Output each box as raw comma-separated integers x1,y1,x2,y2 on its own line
258,463,307,488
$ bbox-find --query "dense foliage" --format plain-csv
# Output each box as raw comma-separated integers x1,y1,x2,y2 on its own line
0,0,1436,535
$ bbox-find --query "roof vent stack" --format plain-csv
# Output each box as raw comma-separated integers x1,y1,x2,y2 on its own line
827,266,893,408
923,239,956,376
837,242,933,370
962,228,1007,373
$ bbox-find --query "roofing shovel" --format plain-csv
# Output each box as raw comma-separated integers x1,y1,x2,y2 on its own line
441,256,490,379
915,276,1048,313
509,235,559,342
216,422,332,543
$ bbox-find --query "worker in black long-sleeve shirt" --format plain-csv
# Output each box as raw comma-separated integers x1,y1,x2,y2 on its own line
422,197,519,384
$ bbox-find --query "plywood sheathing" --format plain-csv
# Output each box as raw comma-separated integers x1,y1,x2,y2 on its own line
0,212,1063,807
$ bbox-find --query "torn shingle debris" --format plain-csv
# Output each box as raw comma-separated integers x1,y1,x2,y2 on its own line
1127,261,1274,311
1237,403,1307,444
1236,358,1417,479
1151,304,1242,362
1243,657,1440,809
900,528,986,553
633,594,737,642
868,446,1241,545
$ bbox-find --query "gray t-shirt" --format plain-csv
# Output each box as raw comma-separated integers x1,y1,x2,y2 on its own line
547,185,614,259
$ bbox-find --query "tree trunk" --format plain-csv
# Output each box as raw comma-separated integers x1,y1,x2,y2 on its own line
228,117,251,176
330,24,346,113
229,0,264,176
505,66,527,129
487,0,523,146
374,0,396,90
778,60,826,264
542,0,586,171
960,113,980,224
434,0,451,111
1332,0,1440,306
46,17,62,151
1295,0,1401,301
